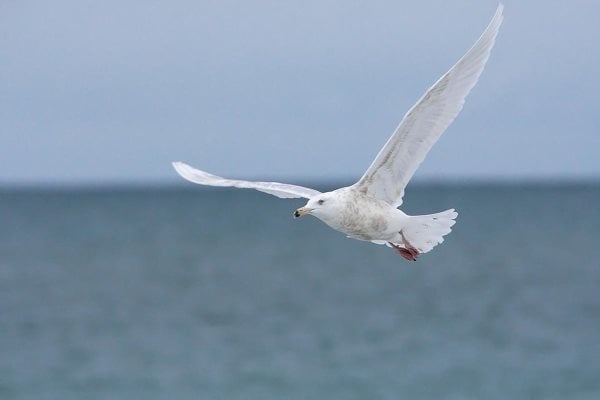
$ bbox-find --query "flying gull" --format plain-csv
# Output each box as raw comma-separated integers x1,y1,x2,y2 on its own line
173,5,504,261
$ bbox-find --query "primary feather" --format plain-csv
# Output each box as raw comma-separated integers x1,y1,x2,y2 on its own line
172,162,321,199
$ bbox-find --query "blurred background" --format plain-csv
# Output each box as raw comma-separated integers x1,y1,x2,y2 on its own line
1,1,599,399
1,0,599,185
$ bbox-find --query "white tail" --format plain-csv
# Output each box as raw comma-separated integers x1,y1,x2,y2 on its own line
403,209,458,253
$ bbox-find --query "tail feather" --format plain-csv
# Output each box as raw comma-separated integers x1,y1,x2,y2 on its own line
402,209,458,253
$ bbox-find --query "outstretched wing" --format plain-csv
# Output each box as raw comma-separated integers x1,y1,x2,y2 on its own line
353,4,504,207
172,162,321,199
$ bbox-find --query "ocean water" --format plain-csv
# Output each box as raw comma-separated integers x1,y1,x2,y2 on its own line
1,184,599,400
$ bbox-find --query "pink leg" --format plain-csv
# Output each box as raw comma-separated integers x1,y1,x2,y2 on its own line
389,232,420,261
391,244,417,261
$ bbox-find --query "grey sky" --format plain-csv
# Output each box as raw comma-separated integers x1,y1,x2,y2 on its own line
1,1,599,185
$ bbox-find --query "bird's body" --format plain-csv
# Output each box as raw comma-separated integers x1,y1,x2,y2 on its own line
291,186,457,260
303,187,405,242
173,5,503,261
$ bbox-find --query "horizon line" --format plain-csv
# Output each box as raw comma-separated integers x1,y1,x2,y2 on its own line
2,175,600,192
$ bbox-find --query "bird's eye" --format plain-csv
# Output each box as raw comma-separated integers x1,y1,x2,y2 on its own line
318,199,325,205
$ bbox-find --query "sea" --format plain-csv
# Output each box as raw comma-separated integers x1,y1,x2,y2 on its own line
1,183,599,400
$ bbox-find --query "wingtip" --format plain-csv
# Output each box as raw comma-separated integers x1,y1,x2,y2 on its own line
172,161,189,179
172,161,187,170
494,3,505,24
170,162,220,184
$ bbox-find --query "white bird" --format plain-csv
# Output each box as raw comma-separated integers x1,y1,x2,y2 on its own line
173,5,503,261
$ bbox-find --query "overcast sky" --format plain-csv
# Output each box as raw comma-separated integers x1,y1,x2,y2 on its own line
1,1,598,185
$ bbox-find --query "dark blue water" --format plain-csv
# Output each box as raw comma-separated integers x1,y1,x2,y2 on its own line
1,184,599,399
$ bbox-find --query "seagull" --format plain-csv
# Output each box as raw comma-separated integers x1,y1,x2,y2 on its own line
173,5,503,261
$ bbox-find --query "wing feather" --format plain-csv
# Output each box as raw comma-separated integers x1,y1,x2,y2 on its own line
353,4,504,207
172,162,321,199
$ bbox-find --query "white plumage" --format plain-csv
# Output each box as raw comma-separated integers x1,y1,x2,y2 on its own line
172,162,321,199
173,5,504,261
354,4,504,207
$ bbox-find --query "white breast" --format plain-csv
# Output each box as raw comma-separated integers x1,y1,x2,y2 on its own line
315,188,407,241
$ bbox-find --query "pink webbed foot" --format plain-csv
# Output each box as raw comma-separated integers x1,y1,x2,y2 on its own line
389,241,420,261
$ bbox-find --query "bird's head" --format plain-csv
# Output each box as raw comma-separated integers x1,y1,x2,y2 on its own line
294,193,335,220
